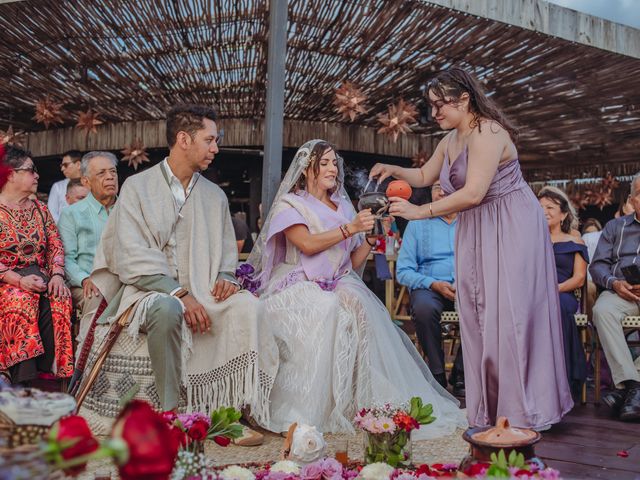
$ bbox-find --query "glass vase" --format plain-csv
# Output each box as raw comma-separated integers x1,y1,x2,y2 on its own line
363,430,412,467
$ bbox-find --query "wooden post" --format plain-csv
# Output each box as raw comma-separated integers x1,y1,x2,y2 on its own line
262,0,288,217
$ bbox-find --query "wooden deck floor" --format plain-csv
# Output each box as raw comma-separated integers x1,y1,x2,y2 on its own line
537,402,640,479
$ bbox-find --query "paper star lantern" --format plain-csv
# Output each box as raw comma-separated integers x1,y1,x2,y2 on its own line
601,173,619,192
33,96,64,129
76,109,103,135
121,138,150,170
0,125,27,147
591,186,614,210
377,99,418,142
333,81,368,122
411,151,429,168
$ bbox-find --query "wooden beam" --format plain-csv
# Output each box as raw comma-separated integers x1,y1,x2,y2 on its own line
22,118,433,159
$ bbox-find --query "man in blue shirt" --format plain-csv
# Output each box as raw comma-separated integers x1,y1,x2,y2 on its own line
59,151,118,347
397,181,464,395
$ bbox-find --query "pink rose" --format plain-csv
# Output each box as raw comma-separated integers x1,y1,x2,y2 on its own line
321,458,343,479
301,461,324,480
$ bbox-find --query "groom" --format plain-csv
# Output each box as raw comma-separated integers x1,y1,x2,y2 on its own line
87,104,277,442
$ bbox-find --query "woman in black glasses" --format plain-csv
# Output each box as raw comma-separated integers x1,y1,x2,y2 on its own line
0,145,73,386
370,67,573,431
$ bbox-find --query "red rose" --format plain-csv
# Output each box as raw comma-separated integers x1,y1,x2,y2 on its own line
187,419,209,441
213,435,231,447
170,424,188,448
463,462,490,476
111,400,180,480
54,415,100,475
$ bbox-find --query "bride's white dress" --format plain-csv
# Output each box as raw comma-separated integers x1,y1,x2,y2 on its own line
253,190,467,440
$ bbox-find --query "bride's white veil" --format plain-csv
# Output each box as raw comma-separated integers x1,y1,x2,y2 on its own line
246,139,357,281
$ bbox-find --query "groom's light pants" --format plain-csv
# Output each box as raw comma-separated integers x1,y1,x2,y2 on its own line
142,295,184,410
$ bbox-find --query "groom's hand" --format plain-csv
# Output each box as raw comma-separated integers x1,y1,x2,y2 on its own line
211,279,240,302
182,294,211,333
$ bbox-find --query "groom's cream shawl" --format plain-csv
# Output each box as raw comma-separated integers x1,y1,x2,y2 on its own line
89,163,277,420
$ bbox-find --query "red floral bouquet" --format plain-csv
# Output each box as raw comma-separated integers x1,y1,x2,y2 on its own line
163,406,243,479
354,397,435,467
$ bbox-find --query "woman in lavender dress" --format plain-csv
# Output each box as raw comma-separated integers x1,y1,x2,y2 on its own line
370,68,573,430
248,139,466,438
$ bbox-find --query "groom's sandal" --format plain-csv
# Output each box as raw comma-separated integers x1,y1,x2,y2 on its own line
232,425,264,446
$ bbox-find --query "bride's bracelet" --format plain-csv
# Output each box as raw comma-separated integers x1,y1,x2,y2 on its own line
339,224,352,239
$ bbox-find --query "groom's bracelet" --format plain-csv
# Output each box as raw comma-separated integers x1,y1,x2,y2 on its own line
174,288,189,299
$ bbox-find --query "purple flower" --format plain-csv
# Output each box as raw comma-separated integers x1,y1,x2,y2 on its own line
266,472,297,480
342,469,358,480
301,461,324,480
394,474,416,480
321,458,343,479
315,278,338,291
236,263,261,294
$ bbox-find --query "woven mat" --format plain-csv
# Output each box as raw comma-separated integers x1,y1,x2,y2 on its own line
77,428,469,478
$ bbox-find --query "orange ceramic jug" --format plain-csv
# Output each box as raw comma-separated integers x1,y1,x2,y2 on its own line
386,180,412,200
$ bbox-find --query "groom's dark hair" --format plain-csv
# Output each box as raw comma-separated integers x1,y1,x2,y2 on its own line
166,104,218,147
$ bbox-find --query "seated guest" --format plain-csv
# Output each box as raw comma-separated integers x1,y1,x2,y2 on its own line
581,218,603,320
65,178,89,206
231,211,254,254
78,105,276,442
396,180,464,395
0,145,73,385
48,150,82,223
590,173,640,421
58,151,118,349
538,186,588,395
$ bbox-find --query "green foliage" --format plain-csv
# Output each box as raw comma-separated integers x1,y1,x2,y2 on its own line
486,449,528,477
409,397,436,425
207,406,243,440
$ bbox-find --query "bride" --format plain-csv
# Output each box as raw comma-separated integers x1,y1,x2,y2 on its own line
247,139,466,439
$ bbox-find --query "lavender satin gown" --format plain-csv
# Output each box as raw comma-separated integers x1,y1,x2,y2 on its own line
440,148,574,429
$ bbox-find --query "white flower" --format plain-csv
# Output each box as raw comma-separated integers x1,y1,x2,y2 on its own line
358,462,395,480
271,460,301,474
219,465,255,480
289,424,327,464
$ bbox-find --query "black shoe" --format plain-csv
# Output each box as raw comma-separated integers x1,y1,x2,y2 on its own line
619,387,640,421
434,373,447,389
453,380,465,398
602,389,627,411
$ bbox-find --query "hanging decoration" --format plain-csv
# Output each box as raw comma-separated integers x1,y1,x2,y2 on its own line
537,172,620,211
121,138,150,170
377,99,418,142
333,81,368,122
411,150,429,168
0,125,27,147
33,96,64,129
76,109,103,135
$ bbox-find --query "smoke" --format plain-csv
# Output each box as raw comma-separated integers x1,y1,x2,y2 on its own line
345,166,376,196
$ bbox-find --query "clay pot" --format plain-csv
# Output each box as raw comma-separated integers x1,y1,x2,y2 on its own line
461,417,542,464
385,180,412,200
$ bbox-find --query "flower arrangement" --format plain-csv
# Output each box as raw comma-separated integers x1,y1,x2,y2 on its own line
236,263,261,294
354,397,435,467
39,400,242,480
164,407,244,479
211,457,561,480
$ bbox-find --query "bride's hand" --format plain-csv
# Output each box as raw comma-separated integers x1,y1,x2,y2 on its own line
349,209,375,233
369,163,397,183
389,197,423,220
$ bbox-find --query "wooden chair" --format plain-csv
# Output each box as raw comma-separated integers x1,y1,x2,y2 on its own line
594,315,640,404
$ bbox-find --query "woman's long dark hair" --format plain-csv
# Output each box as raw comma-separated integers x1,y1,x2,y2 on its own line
428,67,519,142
